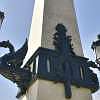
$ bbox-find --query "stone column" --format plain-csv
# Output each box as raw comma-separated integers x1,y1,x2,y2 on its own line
20,0,92,100
41,0,83,56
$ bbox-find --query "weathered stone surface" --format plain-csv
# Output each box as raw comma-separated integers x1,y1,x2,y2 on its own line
41,0,83,56
22,80,92,100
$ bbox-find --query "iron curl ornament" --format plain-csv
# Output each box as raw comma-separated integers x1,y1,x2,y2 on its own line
0,39,32,98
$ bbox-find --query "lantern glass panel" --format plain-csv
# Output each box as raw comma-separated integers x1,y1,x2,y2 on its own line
95,46,100,59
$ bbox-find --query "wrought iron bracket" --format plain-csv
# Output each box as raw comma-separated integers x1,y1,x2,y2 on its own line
24,47,99,99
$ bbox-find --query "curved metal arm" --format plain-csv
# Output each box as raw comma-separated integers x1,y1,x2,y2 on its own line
88,61,100,71
0,39,32,98
0,40,15,53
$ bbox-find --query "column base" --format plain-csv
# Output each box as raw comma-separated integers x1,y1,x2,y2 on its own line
19,79,92,100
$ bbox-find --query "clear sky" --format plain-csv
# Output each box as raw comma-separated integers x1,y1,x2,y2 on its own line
0,0,100,100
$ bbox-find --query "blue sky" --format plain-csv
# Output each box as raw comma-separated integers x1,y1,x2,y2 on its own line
0,0,100,100
74,0,100,60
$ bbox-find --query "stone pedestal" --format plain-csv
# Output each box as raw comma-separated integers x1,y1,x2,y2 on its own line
20,0,92,100
20,80,92,100
33,80,92,100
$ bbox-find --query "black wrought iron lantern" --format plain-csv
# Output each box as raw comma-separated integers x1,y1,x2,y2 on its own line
0,11,4,29
92,35,100,66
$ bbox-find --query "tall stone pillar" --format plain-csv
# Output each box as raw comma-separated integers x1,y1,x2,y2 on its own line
41,0,83,56
20,0,93,100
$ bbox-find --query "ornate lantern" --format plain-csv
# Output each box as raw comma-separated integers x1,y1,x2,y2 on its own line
92,35,100,66
0,11,4,29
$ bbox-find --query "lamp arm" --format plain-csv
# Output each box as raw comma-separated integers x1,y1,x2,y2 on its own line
0,40,15,53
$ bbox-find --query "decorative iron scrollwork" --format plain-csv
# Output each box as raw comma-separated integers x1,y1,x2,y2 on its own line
0,39,32,98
